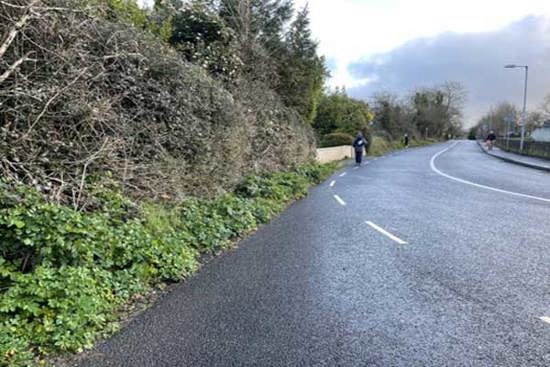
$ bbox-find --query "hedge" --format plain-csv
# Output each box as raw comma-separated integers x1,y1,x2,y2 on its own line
320,132,354,148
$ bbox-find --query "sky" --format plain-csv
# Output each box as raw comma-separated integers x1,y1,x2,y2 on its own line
139,0,550,126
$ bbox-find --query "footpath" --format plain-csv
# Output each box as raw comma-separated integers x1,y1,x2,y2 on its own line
478,141,550,172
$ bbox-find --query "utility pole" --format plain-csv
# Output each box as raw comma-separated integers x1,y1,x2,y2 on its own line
504,64,529,153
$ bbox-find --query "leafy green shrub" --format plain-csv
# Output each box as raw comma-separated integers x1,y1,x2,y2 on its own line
313,91,373,138
320,132,353,148
0,319,33,367
292,163,336,184
209,195,257,237
0,266,118,354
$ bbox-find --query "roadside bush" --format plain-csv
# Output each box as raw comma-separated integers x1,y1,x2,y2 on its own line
0,0,315,208
320,132,354,148
368,136,436,156
368,136,401,156
0,162,335,366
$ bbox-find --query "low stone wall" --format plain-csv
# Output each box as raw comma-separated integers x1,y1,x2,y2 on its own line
316,145,354,163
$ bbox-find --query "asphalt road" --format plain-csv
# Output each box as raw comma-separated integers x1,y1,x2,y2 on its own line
78,140,550,366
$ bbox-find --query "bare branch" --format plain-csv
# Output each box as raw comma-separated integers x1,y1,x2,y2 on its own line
21,67,89,138
0,53,35,84
0,0,40,60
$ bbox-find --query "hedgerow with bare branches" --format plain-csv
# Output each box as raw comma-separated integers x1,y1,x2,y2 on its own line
0,0,314,209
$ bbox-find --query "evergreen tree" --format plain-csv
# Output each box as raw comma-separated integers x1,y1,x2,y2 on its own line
216,0,293,53
278,6,326,123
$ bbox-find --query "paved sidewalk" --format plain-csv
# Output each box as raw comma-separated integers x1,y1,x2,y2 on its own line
478,141,550,172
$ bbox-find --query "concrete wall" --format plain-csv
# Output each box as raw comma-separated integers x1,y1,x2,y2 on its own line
316,145,354,163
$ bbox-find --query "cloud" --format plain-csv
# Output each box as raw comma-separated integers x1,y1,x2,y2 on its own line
346,16,550,126
301,0,550,87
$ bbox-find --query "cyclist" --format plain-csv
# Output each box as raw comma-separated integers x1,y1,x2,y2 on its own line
486,131,497,150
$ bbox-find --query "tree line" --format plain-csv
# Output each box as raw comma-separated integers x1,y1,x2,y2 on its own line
103,0,327,124
472,94,550,140
105,1,467,148
314,82,466,147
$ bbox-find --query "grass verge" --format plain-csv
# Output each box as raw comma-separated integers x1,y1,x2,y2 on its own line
369,136,438,156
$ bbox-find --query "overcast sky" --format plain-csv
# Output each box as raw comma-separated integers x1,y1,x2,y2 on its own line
140,0,550,125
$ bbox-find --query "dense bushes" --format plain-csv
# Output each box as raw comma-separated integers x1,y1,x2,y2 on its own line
313,91,373,137
369,136,436,156
0,163,335,366
0,0,315,207
368,136,404,156
370,83,466,141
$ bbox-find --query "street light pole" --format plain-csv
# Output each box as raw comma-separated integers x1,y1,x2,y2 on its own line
521,66,528,153
504,64,529,153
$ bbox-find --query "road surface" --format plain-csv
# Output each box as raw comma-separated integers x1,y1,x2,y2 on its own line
78,140,550,366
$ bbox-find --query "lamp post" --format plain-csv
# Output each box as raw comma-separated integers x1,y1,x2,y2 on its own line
504,64,528,153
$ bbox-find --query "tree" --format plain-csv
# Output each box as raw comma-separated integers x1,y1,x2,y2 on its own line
440,81,467,137
372,92,414,139
217,0,293,52
152,0,241,80
475,102,518,137
410,82,466,138
539,93,550,120
214,0,293,83
313,91,372,142
278,6,326,123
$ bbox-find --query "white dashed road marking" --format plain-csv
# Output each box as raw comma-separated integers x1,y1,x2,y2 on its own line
330,180,336,187
540,317,550,324
339,172,347,177
333,195,346,206
365,221,408,245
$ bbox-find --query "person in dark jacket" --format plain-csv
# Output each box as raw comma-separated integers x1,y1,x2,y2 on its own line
486,130,496,150
403,133,409,148
352,132,367,165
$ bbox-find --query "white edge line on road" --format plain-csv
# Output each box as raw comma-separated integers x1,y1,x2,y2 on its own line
540,316,550,324
339,172,347,177
333,195,346,206
430,142,550,204
365,221,408,245
329,180,336,187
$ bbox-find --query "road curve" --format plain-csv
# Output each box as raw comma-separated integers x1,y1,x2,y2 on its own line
77,140,550,367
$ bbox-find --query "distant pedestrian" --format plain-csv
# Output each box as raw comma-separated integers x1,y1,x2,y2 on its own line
486,130,496,150
353,132,367,165
403,133,409,148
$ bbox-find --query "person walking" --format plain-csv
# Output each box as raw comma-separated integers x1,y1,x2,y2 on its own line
353,132,367,165
403,133,409,148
